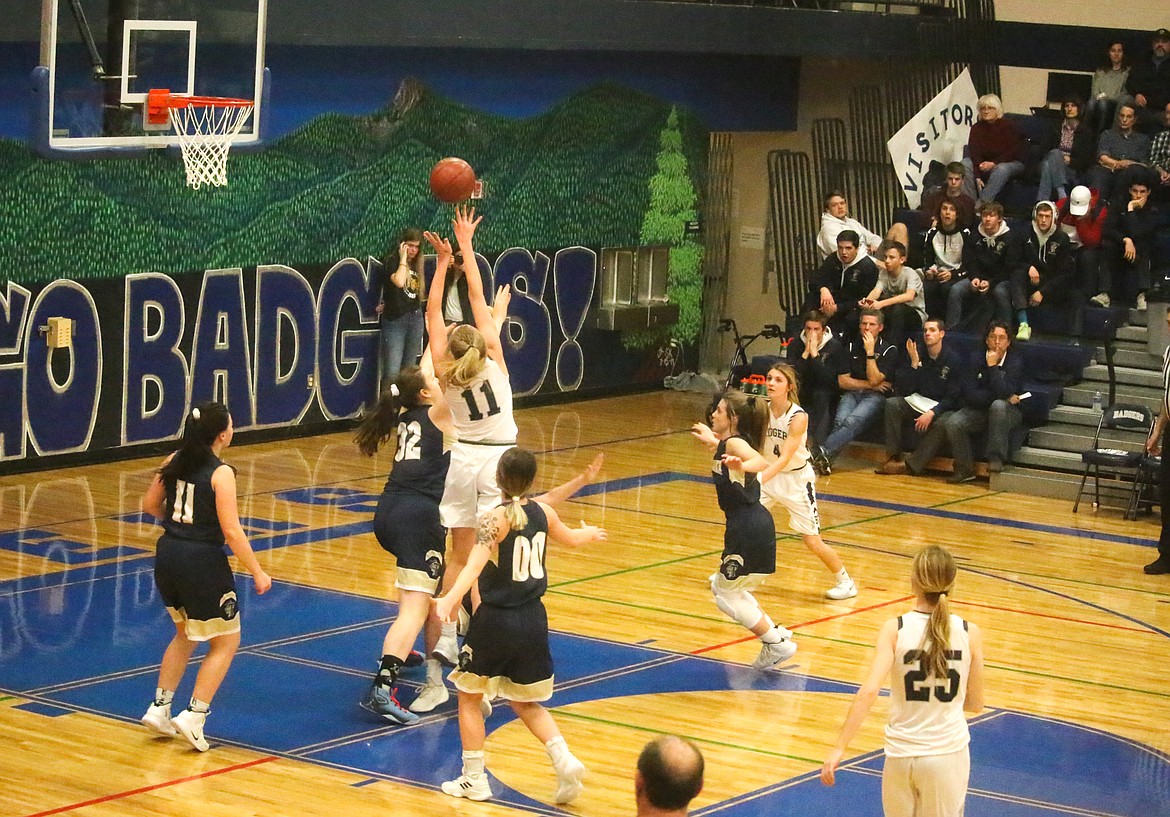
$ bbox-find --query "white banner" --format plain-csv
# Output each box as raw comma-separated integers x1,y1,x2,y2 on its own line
886,69,979,208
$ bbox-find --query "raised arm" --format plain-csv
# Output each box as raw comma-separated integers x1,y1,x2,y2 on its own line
451,206,506,369
533,452,603,507
212,465,272,594
821,618,898,786
541,501,607,547
423,231,454,363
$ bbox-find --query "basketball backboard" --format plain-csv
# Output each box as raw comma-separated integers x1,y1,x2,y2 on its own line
41,0,266,151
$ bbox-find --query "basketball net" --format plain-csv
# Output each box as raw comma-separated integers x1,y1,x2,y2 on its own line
166,99,254,189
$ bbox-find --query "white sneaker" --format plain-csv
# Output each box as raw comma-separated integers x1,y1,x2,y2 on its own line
480,697,493,719
751,637,798,670
825,576,858,600
441,773,492,801
553,755,587,805
409,681,450,713
171,709,209,752
1089,292,1110,308
1137,293,1147,311
141,703,177,736
432,633,460,667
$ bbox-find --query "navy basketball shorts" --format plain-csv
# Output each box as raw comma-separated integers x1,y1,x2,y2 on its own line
154,535,239,641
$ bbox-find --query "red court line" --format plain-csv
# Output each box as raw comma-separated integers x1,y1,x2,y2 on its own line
23,755,278,817
690,594,914,655
951,600,1156,634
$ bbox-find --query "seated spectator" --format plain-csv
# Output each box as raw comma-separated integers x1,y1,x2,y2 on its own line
887,162,977,250
816,192,883,259
1036,96,1095,202
875,318,964,476
942,320,1025,482
1101,176,1161,310
1085,41,1132,134
1085,103,1153,204
635,735,704,817
861,241,925,347
1125,28,1170,135
921,200,973,318
1150,102,1170,203
818,308,897,466
962,94,1025,204
1013,201,1077,340
803,229,880,339
786,310,845,453
1056,186,1111,307
948,202,1019,331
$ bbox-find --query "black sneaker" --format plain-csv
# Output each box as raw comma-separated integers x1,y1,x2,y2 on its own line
1144,558,1170,575
810,445,832,476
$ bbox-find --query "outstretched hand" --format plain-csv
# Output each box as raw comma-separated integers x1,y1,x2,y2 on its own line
423,230,452,259
721,453,745,471
578,521,607,543
452,204,482,244
583,452,604,483
691,422,719,448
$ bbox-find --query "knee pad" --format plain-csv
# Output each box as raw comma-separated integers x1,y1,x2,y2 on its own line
710,581,763,629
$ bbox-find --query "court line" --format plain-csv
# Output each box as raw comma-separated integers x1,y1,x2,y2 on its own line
951,599,1159,634
19,755,278,817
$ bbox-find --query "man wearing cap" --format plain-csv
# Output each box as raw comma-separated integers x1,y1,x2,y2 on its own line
1150,102,1170,202
1057,186,1111,306
1126,28,1170,134
1085,104,1152,205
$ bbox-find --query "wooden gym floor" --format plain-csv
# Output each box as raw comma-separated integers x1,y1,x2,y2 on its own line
1,391,1168,817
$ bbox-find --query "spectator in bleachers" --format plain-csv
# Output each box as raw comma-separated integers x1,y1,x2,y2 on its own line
1013,201,1077,340
803,229,880,340
875,318,964,476
948,202,1019,331
942,321,1025,481
860,241,925,347
1036,96,1095,203
962,94,1025,204
921,200,973,319
1150,102,1170,202
1101,176,1160,311
887,162,977,252
786,310,845,453
1085,103,1152,204
818,308,897,466
816,192,883,259
1085,41,1131,134
1056,186,1111,307
1125,28,1170,135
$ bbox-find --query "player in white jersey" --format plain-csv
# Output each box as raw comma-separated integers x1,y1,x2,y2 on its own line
747,363,858,600
821,545,985,817
421,206,519,709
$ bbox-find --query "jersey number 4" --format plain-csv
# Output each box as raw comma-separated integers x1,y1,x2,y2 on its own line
171,480,196,524
512,531,547,582
903,649,962,702
461,382,502,421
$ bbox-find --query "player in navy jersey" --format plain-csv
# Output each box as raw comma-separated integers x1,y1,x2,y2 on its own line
433,448,606,804
140,402,272,752
423,206,519,682
692,390,798,669
822,545,985,816
353,364,454,724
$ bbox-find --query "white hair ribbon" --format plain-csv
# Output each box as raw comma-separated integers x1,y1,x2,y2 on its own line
390,384,400,397
191,407,201,421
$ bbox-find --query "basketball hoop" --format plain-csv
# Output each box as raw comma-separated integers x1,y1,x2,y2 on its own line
147,89,254,189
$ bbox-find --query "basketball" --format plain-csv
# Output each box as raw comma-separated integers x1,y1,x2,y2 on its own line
429,157,477,203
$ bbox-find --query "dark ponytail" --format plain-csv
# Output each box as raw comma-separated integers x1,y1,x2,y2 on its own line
355,366,428,456
160,402,230,481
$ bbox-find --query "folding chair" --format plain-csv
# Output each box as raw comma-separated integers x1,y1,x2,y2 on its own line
1127,453,1161,520
1072,403,1154,514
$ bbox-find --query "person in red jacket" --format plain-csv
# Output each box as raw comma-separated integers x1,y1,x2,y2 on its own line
962,94,1026,204
1055,186,1110,306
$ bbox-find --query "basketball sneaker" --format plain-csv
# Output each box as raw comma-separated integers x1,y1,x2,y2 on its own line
751,636,798,670
441,773,492,801
404,649,426,668
140,703,177,736
359,684,419,725
825,576,858,600
480,697,493,719
171,708,210,752
432,632,460,667
553,754,587,805
409,681,450,713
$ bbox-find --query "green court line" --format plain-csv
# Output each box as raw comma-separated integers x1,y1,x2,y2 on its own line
550,710,823,766
986,662,1170,700
550,548,721,589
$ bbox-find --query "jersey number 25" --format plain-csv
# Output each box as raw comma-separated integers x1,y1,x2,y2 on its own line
903,649,962,702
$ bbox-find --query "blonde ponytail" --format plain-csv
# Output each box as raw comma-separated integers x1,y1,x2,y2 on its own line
503,494,528,530
440,324,488,389
911,545,958,682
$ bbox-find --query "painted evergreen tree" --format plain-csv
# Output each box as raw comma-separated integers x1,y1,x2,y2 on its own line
625,106,703,349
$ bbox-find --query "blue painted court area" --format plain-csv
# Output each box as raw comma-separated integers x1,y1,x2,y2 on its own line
2,565,1168,816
